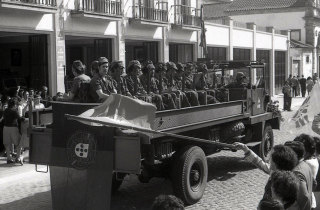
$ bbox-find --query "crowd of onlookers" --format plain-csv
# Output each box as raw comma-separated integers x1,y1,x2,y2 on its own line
282,73,318,111
234,134,320,210
0,85,50,165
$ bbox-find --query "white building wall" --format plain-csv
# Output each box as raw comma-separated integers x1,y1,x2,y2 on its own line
232,12,306,43
256,32,272,49
0,8,54,32
274,36,288,51
206,24,229,46
233,29,253,48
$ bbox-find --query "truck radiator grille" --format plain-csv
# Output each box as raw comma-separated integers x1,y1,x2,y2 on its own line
155,143,173,160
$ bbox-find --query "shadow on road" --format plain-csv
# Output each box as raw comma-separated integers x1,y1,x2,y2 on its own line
207,155,256,182
0,191,51,210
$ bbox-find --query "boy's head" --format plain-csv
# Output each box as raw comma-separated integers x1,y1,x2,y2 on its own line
152,195,184,210
271,170,299,206
284,141,305,160
294,134,315,158
270,145,298,171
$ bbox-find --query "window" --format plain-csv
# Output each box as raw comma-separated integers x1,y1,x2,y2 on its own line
290,29,301,41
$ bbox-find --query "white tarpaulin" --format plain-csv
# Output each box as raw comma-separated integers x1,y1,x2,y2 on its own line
75,94,156,132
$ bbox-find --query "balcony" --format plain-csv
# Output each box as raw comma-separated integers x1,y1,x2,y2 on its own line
172,5,201,29
0,0,56,12
130,1,168,26
72,0,122,20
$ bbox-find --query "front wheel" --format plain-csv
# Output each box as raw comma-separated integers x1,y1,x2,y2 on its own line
171,146,208,205
259,124,274,162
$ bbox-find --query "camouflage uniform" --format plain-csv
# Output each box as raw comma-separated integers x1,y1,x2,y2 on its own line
155,62,178,109
109,61,132,97
184,63,200,106
166,62,191,108
140,62,165,111
195,63,218,104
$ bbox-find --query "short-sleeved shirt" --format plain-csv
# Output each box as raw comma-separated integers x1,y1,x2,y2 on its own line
71,74,91,100
90,75,116,102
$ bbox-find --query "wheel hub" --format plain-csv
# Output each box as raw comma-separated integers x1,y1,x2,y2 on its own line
191,170,200,182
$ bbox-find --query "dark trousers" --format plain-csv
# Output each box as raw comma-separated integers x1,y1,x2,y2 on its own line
301,87,306,97
283,95,292,111
292,86,297,97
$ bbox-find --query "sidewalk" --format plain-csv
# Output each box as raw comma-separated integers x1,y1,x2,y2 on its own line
272,94,306,111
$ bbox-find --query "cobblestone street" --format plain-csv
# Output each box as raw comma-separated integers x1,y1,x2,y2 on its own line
0,96,316,210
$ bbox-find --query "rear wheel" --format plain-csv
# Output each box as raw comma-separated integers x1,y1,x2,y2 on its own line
259,124,274,162
171,146,208,205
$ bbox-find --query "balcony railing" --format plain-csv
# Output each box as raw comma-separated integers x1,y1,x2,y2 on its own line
75,0,122,16
133,2,168,22
172,5,201,27
1,0,56,7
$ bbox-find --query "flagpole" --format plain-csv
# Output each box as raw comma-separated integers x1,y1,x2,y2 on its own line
65,114,236,149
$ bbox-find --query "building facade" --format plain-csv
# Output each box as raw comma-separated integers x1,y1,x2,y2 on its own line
0,0,288,96
205,0,320,89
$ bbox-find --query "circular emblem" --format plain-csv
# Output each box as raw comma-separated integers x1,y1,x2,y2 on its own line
67,131,97,170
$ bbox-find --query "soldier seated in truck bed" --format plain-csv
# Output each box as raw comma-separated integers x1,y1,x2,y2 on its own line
225,72,250,89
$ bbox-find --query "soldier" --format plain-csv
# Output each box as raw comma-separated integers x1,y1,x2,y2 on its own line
197,63,219,104
225,72,250,89
184,63,200,106
89,57,117,102
124,60,147,96
166,62,191,108
140,61,165,111
109,61,132,97
155,62,177,110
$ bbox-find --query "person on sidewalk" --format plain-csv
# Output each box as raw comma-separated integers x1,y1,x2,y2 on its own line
307,77,314,96
3,98,24,165
300,75,307,97
296,75,301,96
291,76,299,97
282,81,292,111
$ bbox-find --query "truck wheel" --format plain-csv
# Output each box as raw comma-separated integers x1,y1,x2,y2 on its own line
171,146,208,205
259,124,274,162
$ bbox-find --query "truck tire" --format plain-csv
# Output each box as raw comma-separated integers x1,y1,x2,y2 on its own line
171,146,208,205
259,124,274,162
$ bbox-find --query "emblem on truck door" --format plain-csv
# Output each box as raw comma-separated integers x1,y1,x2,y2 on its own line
67,131,97,170
74,143,89,158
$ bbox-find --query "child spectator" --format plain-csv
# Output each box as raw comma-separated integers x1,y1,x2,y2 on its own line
233,143,298,201
152,195,184,210
285,140,313,210
294,134,318,209
270,170,299,210
3,98,23,165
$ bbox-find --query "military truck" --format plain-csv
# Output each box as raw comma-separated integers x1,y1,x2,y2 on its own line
29,61,280,209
